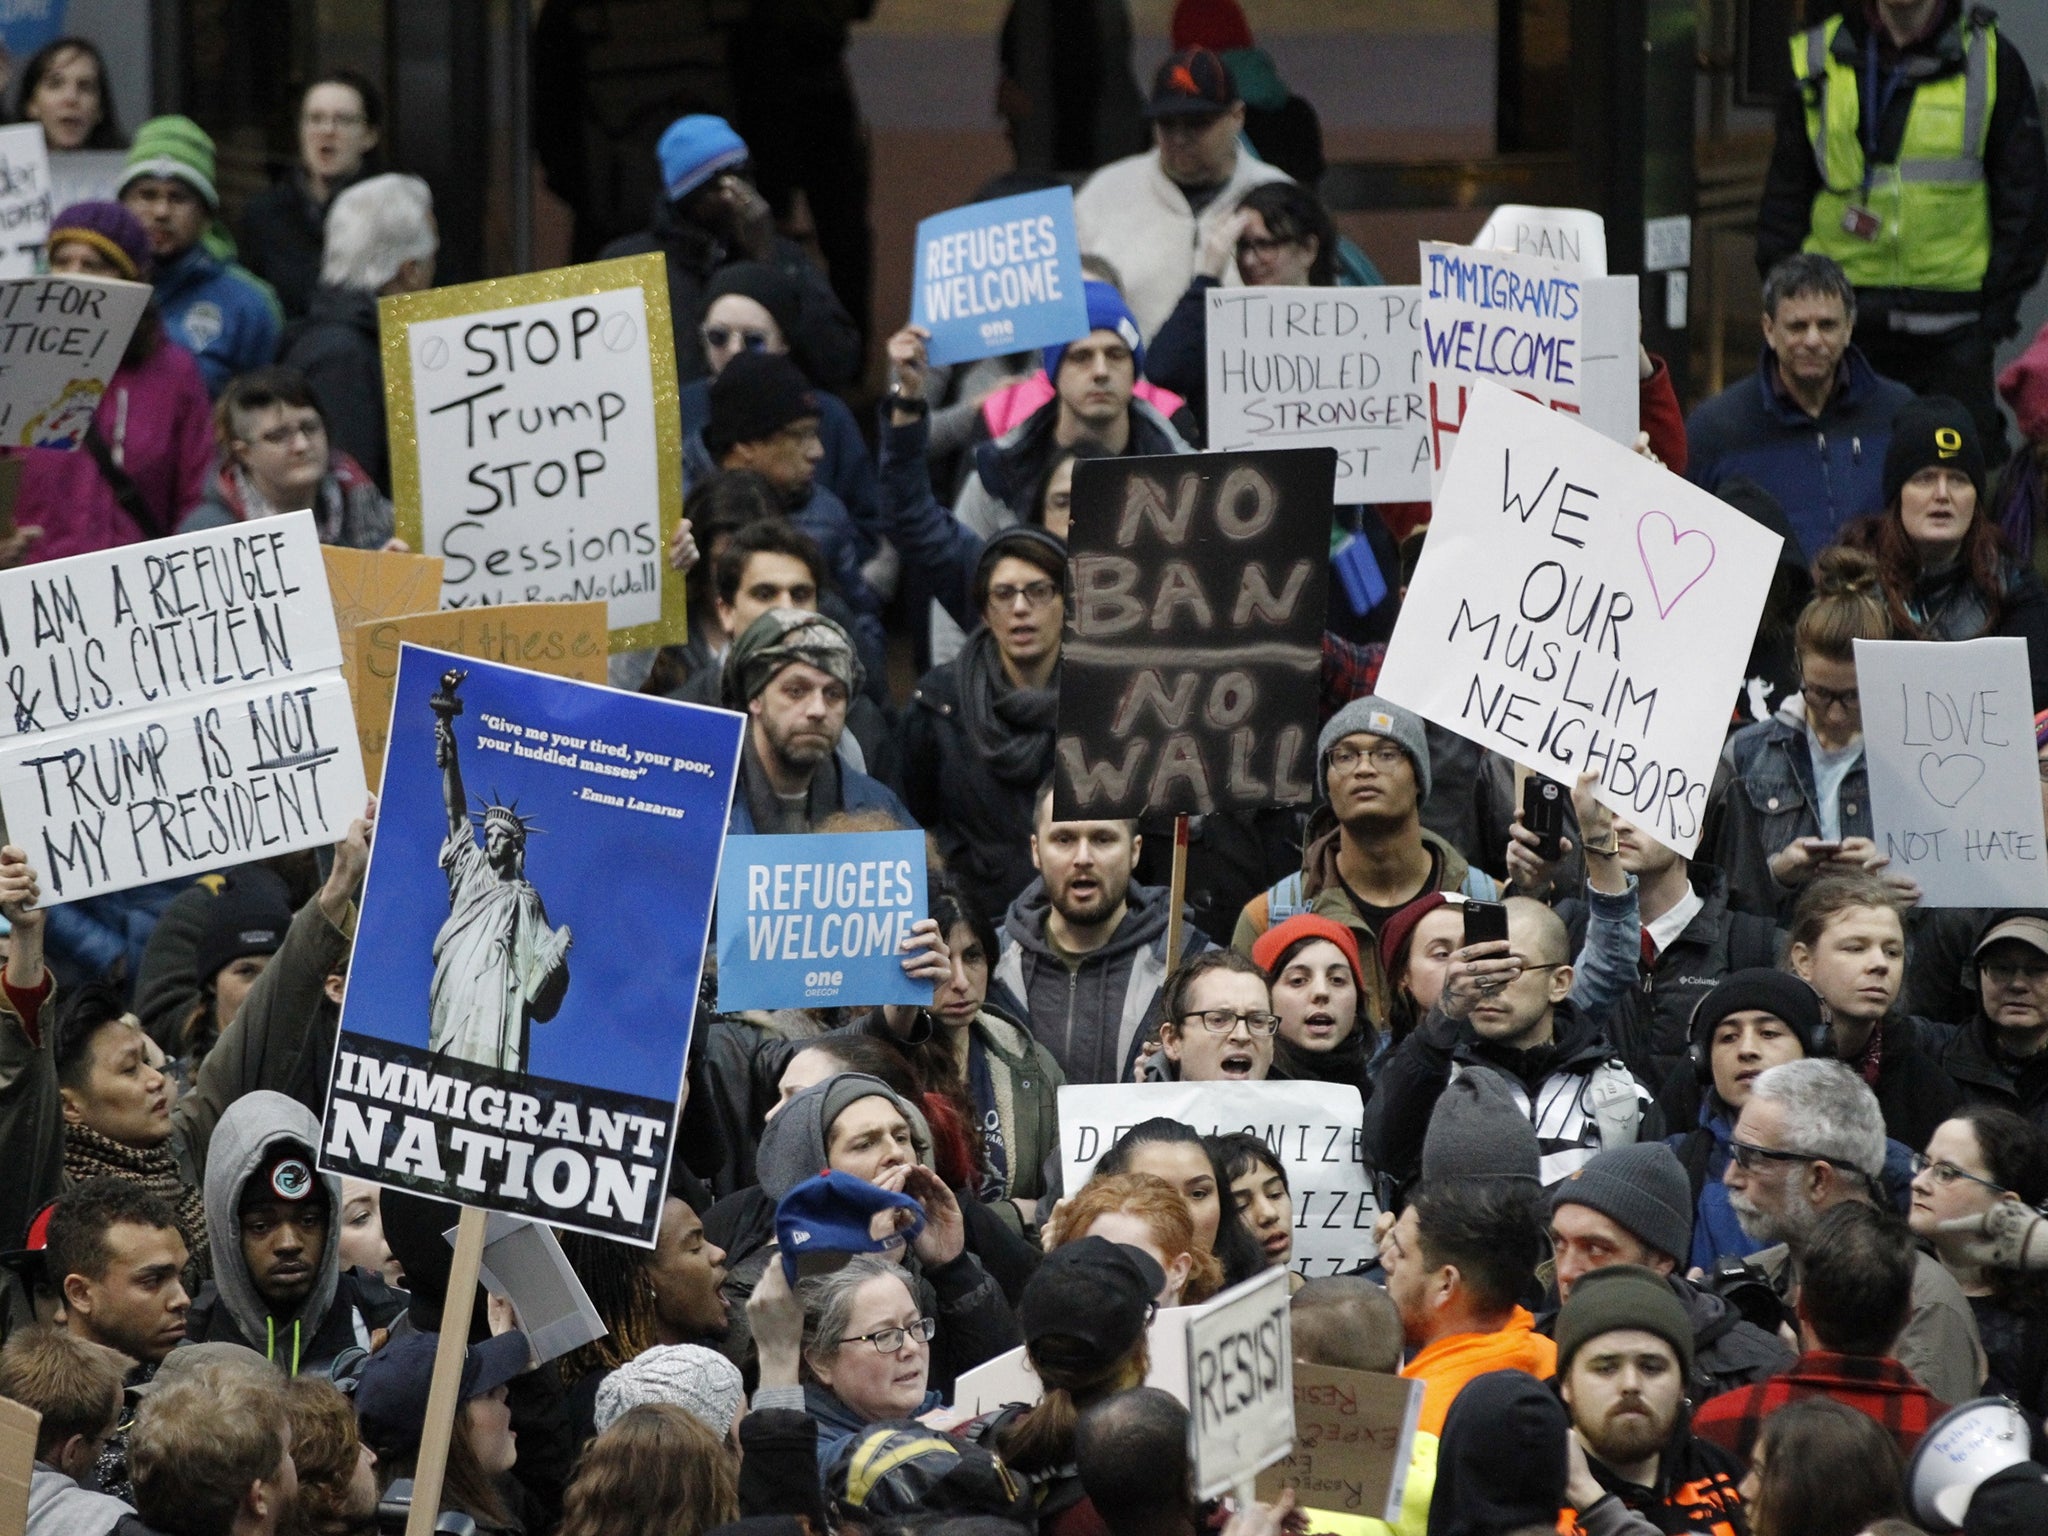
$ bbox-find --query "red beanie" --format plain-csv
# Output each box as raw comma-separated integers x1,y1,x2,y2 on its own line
1377,892,1451,977
1998,319,2048,443
1252,912,1365,989
1172,0,1255,54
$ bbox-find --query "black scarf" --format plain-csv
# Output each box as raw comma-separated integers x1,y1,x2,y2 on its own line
956,626,1058,787
740,728,841,833
1272,1023,1373,1089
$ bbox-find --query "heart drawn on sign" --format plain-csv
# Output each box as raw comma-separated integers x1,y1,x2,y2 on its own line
1918,752,1985,809
1635,511,1717,618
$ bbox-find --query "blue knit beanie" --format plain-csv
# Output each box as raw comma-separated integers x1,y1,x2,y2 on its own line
1043,281,1145,379
658,115,750,202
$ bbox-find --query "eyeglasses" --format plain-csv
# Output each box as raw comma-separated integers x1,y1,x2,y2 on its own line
1909,1152,2008,1196
1179,1008,1281,1037
988,579,1059,609
304,112,368,130
253,420,324,447
1728,1138,1838,1173
1327,743,1407,774
1982,959,2048,986
1236,236,1295,259
841,1316,936,1354
702,325,773,354
1801,680,1860,713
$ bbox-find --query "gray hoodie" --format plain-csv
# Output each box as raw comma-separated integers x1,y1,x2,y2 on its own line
193,1089,343,1363
28,1464,130,1536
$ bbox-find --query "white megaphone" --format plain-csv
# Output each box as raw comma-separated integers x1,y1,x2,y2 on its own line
1909,1397,2032,1530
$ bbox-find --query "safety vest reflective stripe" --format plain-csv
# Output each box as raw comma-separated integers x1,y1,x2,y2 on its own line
1796,17,1992,188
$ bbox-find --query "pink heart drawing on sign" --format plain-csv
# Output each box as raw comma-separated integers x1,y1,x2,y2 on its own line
1636,511,1717,619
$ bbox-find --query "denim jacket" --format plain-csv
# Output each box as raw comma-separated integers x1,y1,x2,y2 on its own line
1715,712,1872,921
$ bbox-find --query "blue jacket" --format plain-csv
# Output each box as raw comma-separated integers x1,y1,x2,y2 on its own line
1684,345,1913,561
1713,711,1872,922
153,244,283,396
726,761,913,835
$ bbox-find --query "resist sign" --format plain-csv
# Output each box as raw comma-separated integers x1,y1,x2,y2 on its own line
715,829,931,1011
912,186,1088,366
1853,638,2048,908
383,253,685,651
1205,286,1428,502
1186,1268,1295,1499
1376,384,1778,857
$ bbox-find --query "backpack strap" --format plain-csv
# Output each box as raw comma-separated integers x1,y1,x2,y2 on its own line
83,420,170,539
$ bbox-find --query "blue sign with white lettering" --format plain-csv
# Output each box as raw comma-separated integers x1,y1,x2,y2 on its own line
716,829,931,1012
911,186,1089,367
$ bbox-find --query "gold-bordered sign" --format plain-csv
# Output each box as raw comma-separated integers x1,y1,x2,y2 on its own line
379,253,684,654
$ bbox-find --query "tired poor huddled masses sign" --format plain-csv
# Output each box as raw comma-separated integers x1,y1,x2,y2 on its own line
1204,286,1428,502
911,186,1088,367
321,645,742,1244
1058,1081,1378,1273
0,511,369,902
1054,448,1333,821
715,828,930,1012
382,252,685,652
1853,638,2048,908
1377,384,1779,858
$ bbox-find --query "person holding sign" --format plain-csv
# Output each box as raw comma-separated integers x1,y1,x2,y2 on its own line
17,38,122,153
1838,397,2048,708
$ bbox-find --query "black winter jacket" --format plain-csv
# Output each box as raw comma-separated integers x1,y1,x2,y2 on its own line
283,285,388,491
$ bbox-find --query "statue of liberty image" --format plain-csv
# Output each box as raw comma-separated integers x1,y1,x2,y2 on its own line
427,669,572,1073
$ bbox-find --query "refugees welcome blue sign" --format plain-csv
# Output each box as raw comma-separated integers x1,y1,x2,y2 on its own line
912,187,1088,366
716,829,930,1011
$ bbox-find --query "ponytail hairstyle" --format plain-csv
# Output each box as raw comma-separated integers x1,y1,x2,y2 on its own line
995,1327,1150,1476
1794,546,1892,666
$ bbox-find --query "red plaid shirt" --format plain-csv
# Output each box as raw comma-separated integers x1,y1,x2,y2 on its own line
1690,1351,1948,1462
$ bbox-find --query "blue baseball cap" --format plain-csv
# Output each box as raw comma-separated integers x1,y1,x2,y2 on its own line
777,1171,925,1287
1043,280,1145,380
658,115,750,202
354,1330,531,1458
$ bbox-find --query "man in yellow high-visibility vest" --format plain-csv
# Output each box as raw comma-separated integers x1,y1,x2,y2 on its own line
1756,0,2048,466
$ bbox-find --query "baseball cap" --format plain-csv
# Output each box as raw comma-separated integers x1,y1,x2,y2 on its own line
1146,48,1237,119
1019,1236,1164,1358
0,1198,59,1291
776,1171,925,1287
1975,913,2048,962
355,1330,532,1457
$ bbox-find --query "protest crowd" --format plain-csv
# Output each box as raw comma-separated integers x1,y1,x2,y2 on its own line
13,4,2048,1536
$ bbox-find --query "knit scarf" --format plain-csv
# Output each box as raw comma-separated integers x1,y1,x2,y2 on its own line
64,1124,210,1282
955,626,1057,787
739,726,840,833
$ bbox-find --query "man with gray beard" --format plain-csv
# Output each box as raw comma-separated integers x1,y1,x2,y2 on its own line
1719,1057,1983,1404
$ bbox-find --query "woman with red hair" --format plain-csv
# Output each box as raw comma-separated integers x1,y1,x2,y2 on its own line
1049,1171,1222,1306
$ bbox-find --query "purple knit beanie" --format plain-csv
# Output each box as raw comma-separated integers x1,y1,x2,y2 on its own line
47,201,152,281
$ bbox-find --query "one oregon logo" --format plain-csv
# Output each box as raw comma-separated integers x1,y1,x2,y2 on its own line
1935,426,1964,457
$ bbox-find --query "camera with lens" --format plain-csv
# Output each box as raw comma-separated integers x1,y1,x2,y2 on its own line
1703,1254,1791,1337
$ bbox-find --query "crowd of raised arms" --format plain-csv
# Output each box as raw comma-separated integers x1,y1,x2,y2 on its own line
5,2,2048,1535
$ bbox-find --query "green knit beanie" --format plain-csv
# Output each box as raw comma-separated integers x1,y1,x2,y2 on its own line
121,116,219,209
1554,1264,1695,1380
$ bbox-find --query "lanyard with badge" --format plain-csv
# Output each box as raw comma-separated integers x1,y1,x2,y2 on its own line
1840,30,1909,242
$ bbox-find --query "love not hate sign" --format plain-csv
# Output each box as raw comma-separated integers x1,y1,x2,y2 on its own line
0,511,367,901
1377,384,1779,858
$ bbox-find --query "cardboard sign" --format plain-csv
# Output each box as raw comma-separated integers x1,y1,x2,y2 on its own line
1058,1080,1379,1275
1853,638,2048,908
321,645,742,1244
715,828,931,1011
0,1394,35,1536
0,273,149,448
1255,1364,1426,1525
1377,384,1778,857
382,253,685,652
1419,240,1638,491
1474,205,1609,275
0,511,369,902
0,123,53,278
351,602,610,783
912,186,1089,367
1054,448,1333,821
1186,1268,1294,1499
1204,286,1428,503
322,544,446,687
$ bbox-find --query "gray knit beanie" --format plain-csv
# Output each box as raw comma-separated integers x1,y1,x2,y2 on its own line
755,1072,927,1201
594,1344,745,1435
1420,1069,1540,1190
1549,1142,1693,1266
1317,695,1431,803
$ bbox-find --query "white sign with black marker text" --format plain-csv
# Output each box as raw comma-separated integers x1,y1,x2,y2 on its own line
1186,1267,1294,1500
1853,637,2048,908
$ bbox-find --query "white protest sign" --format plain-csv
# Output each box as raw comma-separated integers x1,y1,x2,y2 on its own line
0,274,150,449
1205,286,1428,502
1474,205,1609,275
951,1305,1197,1415
1419,240,1637,492
1186,1267,1294,1499
383,253,685,652
1058,1080,1378,1275
1377,384,1779,857
445,1213,608,1364
1853,637,2048,908
0,124,53,278
0,511,369,903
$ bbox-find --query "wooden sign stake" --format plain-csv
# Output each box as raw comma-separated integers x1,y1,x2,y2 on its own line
1165,813,1191,972
406,1204,489,1536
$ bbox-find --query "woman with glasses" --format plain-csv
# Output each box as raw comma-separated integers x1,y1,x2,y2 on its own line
181,365,394,547
241,72,385,323
765,1253,945,1466
1907,1105,2048,1412
1715,546,1894,921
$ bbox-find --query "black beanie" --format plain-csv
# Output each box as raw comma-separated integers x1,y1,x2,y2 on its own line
1688,967,1828,1056
703,262,803,355
191,873,292,987
970,525,1067,615
1883,394,1986,509
704,351,816,460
